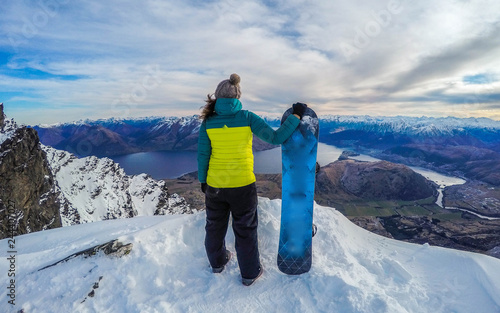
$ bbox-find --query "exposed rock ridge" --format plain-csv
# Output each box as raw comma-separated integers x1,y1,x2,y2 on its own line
0,110,62,238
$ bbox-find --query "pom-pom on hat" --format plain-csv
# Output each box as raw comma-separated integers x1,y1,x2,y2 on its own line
214,73,241,99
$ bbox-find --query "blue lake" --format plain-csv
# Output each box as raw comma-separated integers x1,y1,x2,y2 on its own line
110,143,346,180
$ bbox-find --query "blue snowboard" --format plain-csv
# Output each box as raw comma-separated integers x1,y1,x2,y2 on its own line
277,106,319,275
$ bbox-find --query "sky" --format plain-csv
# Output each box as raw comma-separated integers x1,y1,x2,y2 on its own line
1,0,500,125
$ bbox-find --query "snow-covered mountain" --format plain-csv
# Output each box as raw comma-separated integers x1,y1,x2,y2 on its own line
317,115,500,185
1,198,499,313
1,103,194,239
37,114,500,138
33,116,202,157
320,115,500,137
43,145,193,226
34,114,500,157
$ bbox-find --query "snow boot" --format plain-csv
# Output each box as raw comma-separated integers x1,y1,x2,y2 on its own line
212,250,231,273
242,267,263,286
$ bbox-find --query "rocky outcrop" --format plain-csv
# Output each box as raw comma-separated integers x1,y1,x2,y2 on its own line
0,114,62,239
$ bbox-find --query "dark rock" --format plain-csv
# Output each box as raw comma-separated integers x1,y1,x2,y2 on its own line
0,126,62,239
0,103,4,129
38,240,133,271
81,276,103,303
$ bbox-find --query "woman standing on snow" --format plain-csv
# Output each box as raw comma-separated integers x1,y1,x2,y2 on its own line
197,73,306,286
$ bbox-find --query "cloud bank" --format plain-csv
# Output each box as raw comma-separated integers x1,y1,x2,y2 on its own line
0,0,499,124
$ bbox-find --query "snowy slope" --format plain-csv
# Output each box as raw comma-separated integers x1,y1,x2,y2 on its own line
43,145,193,226
1,198,499,313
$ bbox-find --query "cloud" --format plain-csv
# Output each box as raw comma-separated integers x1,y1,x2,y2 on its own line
0,0,499,124
383,25,500,92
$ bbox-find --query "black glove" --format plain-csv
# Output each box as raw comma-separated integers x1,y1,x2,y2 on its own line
201,183,207,194
292,102,308,119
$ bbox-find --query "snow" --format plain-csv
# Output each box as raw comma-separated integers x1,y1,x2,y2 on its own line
0,133,9,146
1,198,499,313
320,115,500,136
34,115,195,130
0,118,18,146
42,145,192,226
301,115,319,134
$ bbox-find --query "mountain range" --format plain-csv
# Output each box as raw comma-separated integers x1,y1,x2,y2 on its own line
319,115,500,185
33,114,500,185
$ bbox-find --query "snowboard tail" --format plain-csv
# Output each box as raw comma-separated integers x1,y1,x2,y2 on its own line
277,107,319,275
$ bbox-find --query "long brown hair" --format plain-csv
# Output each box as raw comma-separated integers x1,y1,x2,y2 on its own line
200,94,216,121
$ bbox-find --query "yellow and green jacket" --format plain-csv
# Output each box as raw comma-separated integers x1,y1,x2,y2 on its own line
198,98,300,188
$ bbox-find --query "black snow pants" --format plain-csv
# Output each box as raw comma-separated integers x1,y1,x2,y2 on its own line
204,182,261,279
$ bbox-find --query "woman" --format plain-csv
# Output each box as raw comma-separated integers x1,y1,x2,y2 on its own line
198,73,306,286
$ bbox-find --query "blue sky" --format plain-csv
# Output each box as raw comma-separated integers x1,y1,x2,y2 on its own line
1,0,499,125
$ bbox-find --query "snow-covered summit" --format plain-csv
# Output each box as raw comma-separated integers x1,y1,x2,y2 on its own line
2,198,499,313
43,145,194,226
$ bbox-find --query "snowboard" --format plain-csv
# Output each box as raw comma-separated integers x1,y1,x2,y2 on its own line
277,105,319,275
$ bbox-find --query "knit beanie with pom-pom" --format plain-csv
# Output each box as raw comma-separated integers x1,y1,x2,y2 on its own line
214,73,241,99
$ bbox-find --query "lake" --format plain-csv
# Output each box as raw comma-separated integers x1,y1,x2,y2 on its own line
110,143,465,195
112,144,467,206
110,150,199,180
110,143,346,180
111,144,465,189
